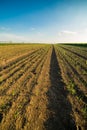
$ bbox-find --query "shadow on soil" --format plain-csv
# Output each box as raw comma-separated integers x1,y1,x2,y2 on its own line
44,46,77,130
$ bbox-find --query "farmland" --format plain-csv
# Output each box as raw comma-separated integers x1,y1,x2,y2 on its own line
0,44,87,130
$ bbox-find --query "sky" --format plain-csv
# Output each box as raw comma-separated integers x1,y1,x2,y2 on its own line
0,0,87,43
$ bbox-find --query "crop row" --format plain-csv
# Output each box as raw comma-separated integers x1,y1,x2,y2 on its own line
0,45,51,130
55,45,87,130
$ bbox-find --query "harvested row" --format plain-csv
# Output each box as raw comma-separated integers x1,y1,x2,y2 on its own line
60,46,87,69
0,44,46,64
44,46,76,130
18,46,75,130
55,46,87,101
0,48,41,76
0,45,75,130
0,48,46,95
0,45,50,130
61,45,87,60
57,46,87,92
0,44,87,130
0,47,42,71
19,46,53,130
55,45,87,130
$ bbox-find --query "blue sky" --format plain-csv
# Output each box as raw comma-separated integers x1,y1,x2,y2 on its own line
0,0,87,43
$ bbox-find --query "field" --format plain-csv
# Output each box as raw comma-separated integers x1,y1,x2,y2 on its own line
0,44,87,130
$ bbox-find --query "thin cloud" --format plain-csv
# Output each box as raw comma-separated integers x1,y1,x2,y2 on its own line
58,30,77,36
0,27,10,31
36,31,44,36
0,32,45,43
0,33,30,42
31,27,35,31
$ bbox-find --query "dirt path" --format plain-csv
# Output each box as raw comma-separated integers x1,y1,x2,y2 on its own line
44,46,76,130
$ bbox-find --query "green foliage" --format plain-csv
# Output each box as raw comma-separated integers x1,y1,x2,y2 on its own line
14,111,20,119
81,105,87,119
67,81,76,95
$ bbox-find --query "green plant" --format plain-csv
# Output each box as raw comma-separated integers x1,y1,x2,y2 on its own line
81,105,87,119
67,81,76,95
